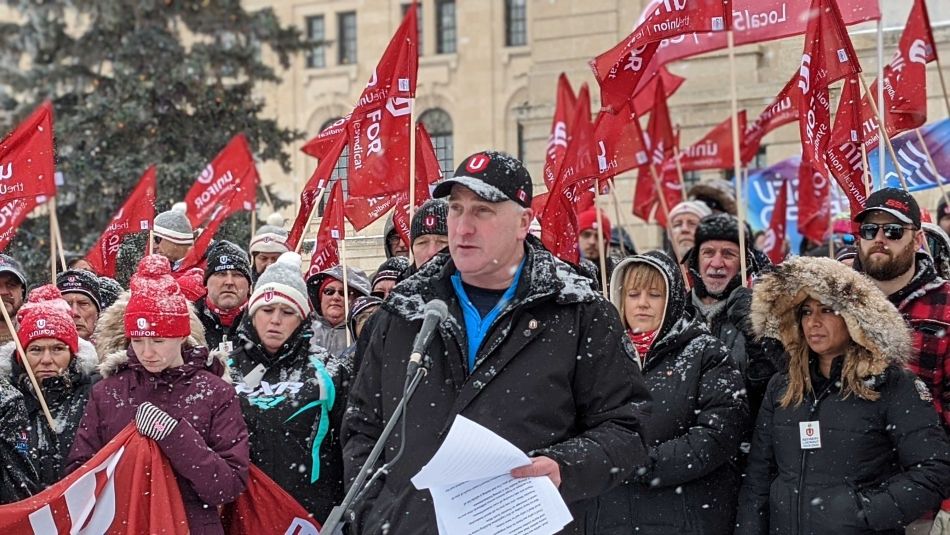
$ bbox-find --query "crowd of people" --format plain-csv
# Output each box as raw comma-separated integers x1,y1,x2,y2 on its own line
0,150,948,534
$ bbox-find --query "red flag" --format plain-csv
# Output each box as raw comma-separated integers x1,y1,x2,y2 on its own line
764,178,789,264
288,135,347,250
796,0,861,180
633,77,677,224
591,0,729,111
642,0,879,69
593,105,650,181
85,167,157,277
0,425,188,533
826,76,869,217
183,133,259,227
0,196,42,252
307,180,344,279
797,158,831,243
0,101,57,203
676,111,747,172
222,465,321,534
742,75,799,164
553,85,598,190
632,66,685,116
542,74,578,190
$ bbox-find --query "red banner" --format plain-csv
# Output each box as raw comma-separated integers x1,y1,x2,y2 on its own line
288,135,347,250
632,66,685,117
0,101,57,203
221,465,321,535
633,77,680,226
593,104,650,181
85,166,157,277
307,180,344,279
764,178,789,264
742,75,799,164
826,76,869,218
676,111,746,172
183,133,259,227
542,73,578,190
592,0,730,111
0,196,42,252
797,158,831,243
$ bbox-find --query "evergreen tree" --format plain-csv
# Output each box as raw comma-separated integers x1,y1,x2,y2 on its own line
0,0,307,285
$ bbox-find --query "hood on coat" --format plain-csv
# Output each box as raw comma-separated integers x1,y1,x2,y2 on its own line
610,250,686,345
306,265,372,317
93,290,228,381
751,256,911,370
0,337,98,381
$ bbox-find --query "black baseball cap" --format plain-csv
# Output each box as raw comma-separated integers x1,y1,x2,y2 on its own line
854,188,921,229
432,151,533,208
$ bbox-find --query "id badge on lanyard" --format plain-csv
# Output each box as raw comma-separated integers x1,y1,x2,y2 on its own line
799,421,821,449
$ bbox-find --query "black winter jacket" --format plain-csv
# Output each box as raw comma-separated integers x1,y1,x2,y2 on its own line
342,238,652,534
0,375,38,503
229,313,353,522
194,297,245,354
598,251,749,534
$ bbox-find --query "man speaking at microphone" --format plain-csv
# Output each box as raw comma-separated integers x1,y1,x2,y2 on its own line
343,151,651,533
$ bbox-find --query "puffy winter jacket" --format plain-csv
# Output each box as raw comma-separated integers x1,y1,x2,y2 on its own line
342,236,651,534
0,376,39,504
597,251,749,534
0,338,98,487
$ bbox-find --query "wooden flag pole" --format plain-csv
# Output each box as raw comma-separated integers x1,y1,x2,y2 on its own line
0,300,57,431
148,229,154,255
51,206,67,272
609,186,632,256
593,180,609,298
48,199,57,283
294,185,330,255
728,30,749,286
861,144,873,196
876,15,886,182
407,105,418,267
859,76,909,191
250,208,257,238
339,236,352,347
648,164,672,226
915,128,950,210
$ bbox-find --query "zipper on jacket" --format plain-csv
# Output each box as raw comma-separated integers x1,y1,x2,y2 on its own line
796,381,835,535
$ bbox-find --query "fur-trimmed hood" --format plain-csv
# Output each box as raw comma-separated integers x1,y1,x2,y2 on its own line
0,337,98,381
751,256,911,368
93,290,228,381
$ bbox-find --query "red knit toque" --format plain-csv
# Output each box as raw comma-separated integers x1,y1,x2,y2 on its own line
17,285,79,355
577,208,612,241
125,255,190,338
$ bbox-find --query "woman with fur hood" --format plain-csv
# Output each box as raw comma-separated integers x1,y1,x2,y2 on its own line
596,250,749,534
736,257,950,534
228,252,353,521
0,285,98,488
66,255,249,535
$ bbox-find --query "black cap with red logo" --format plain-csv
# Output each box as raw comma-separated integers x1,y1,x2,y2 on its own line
410,198,448,243
432,150,533,208
854,187,921,229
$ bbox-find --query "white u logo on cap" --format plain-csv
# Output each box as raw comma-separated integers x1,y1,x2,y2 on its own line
466,154,490,173
137,318,148,329
36,319,46,329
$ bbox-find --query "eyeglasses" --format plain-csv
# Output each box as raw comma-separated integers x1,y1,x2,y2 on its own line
152,235,163,245
322,287,346,297
858,223,914,241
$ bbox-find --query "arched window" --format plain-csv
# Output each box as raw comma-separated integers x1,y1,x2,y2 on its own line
318,117,349,215
419,108,454,179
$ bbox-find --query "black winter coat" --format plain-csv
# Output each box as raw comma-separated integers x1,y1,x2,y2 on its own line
736,359,950,534
229,313,353,522
0,376,38,503
342,238,652,534
598,251,749,534
194,297,245,354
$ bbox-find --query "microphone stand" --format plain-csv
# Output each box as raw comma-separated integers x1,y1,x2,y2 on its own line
321,364,428,534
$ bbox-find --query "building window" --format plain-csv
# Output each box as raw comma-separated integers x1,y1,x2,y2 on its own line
436,0,456,54
517,122,525,162
402,3,423,55
420,108,454,179
338,11,357,65
318,118,349,215
505,0,527,47
305,15,326,69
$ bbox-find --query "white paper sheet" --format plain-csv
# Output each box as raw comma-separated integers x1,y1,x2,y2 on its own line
412,415,573,535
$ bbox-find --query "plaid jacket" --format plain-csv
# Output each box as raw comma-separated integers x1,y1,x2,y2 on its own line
889,254,950,430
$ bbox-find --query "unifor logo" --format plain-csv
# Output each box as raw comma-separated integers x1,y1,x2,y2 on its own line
424,215,436,229
263,290,274,302
137,317,149,330
220,255,230,264
466,154,490,173
0,162,11,182
798,54,812,95
37,319,46,329
68,276,76,283
805,426,814,437
197,164,215,185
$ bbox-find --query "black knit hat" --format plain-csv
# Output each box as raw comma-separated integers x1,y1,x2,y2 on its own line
56,269,102,312
410,199,448,243
693,213,744,248
204,240,252,284
97,276,123,310
686,213,759,300
372,256,410,290
347,295,382,338
433,151,533,208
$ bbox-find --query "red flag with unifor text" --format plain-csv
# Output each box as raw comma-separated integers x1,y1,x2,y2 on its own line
542,73,578,190
826,75,869,219
633,77,679,226
0,101,57,204
307,180,345,279
183,133,259,228
85,166,157,277
796,0,861,181
742,75,799,165
860,0,936,150
674,111,747,172
591,0,730,112
288,135,347,251
764,177,789,264
797,158,831,244
301,3,418,198
0,197,43,252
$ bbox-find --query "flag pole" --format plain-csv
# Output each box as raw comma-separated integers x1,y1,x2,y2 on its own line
408,109,417,267
859,76,909,191
51,206,67,271
648,165,672,226
0,301,56,430
860,144,873,198
728,30,749,286
148,229,154,255
915,128,950,209
609,185,633,256
593,180,609,299
250,208,257,238
49,199,57,283
339,236,352,347
876,12,886,182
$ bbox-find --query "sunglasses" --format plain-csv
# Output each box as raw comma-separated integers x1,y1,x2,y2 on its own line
858,223,914,241
322,287,348,297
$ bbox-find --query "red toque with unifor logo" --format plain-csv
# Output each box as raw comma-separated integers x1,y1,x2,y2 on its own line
17,285,79,355
124,255,191,338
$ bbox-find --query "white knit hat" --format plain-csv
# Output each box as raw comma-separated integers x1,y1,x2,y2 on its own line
668,200,713,222
248,252,311,319
153,202,195,245
249,213,289,254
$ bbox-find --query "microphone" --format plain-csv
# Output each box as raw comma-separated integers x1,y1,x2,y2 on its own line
406,299,448,379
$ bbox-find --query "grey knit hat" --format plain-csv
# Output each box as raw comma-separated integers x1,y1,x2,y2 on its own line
153,202,194,245
248,252,311,319
250,213,290,254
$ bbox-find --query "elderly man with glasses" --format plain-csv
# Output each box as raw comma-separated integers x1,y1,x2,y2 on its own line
151,203,195,272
